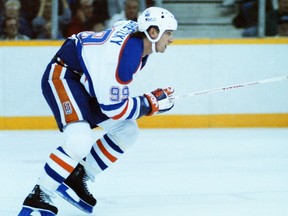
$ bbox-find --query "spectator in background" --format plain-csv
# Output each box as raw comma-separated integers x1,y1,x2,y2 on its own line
92,0,110,31
19,0,41,24
146,0,159,7
37,20,58,39
266,0,288,36
0,0,33,38
0,16,30,40
32,0,71,39
66,0,78,14
0,1,4,17
65,0,109,36
107,0,140,28
107,0,146,18
65,0,94,36
232,0,274,37
278,15,288,35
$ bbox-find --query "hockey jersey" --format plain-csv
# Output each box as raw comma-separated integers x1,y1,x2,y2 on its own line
72,20,149,120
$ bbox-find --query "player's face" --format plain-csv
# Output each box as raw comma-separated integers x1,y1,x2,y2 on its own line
156,30,174,53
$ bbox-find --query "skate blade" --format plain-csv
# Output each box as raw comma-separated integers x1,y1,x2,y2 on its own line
18,206,56,216
56,183,93,213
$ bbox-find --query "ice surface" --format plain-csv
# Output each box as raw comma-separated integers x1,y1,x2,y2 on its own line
1,128,288,216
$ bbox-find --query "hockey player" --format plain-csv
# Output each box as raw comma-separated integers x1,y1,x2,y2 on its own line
18,6,177,216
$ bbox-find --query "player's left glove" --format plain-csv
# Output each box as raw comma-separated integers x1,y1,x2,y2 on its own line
144,87,175,116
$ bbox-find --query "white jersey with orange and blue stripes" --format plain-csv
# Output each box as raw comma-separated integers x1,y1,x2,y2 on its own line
72,20,149,121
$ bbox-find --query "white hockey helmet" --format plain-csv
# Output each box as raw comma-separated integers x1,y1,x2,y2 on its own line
137,7,178,43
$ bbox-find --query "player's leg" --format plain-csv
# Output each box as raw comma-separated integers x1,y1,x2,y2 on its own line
57,119,139,210
85,119,139,179
19,122,93,216
53,94,110,213
55,122,98,213
18,59,97,215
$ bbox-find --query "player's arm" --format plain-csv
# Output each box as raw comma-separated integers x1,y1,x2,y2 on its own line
99,87,175,120
142,87,175,116
96,37,175,119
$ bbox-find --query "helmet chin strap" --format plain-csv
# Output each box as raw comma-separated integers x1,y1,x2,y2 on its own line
144,30,162,53
151,42,157,53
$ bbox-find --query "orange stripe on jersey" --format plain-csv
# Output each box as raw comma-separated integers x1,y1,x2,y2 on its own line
51,63,79,123
50,153,74,173
97,139,117,162
111,100,129,120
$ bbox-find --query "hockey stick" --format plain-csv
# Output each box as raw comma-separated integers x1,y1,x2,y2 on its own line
173,75,288,100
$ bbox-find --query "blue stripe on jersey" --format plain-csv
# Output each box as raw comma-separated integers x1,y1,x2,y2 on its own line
126,97,137,119
90,147,108,170
103,134,124,154
44,164,65,183
57,146,69,156
100,100,126,111
116,37,144,84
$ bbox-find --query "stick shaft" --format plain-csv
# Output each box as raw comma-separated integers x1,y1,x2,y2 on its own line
173,75,288,100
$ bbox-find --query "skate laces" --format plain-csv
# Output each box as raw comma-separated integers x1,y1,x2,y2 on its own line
39,189,53,204
82,172,92,196
35,185,56,205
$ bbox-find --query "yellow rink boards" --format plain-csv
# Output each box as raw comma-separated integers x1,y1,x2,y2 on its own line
1,38,287,129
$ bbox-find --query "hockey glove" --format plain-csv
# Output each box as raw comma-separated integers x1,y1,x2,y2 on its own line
144,87,175,116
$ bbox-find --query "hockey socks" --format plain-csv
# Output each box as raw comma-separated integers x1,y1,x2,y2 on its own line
86,134,124,176
56,134,125,213
39,146,79,191
19,147,79,216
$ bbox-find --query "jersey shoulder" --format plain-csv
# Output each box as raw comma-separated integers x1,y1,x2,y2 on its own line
116,37,144,84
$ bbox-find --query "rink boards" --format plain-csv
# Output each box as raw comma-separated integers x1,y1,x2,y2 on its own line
0,38,288,129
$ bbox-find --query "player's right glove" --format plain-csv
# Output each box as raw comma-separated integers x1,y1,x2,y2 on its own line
144,87,175,116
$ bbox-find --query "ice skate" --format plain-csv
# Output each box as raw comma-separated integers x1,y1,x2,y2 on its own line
56,164,96,213
18,185,58,216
